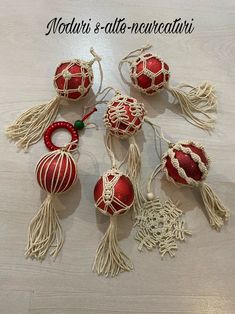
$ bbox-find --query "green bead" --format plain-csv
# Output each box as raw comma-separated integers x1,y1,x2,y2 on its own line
74,120,85,130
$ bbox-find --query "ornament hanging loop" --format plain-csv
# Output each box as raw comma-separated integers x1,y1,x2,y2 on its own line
88,47,102,65
144,116,173,147
119,43,152,65
87,47,103,97
118,44,152,86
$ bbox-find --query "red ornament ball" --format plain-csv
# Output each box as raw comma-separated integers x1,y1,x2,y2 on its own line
94,169,134,216
130,53,170,95
54,59,93,100
162,141,209,186
36,150,78,193
104,94,145,138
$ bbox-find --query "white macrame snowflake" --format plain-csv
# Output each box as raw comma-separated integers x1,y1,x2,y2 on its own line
135,198,191,257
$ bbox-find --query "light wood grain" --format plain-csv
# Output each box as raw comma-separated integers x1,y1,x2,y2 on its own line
0,0,235,313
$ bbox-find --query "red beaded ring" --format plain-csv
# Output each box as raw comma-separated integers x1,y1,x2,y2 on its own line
44,121,79,151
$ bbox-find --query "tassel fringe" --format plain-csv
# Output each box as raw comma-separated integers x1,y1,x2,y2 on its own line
199,182,229,230
6,96,60,151
25,194,64,260
167,81,216,130
92,215,133,277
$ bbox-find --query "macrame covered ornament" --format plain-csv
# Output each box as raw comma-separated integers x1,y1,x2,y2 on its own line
119,44,216,130
6,48,102,150
104,92,146,215
25,122,78,260
162,140,229,229
93,168,134,276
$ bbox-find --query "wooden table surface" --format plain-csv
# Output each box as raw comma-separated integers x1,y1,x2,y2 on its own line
0,0,235,313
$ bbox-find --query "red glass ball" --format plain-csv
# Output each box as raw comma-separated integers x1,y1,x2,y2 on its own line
54,60,93,100
94,169,134,215
163,142,209,185
36,151,78,193
130,53,170,95
104,95,145,138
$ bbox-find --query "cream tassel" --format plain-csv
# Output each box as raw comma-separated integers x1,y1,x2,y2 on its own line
25,194,64,260
199,182,229,230
127,137,144,217
92,215,133,277
166,81,216,130
6,96,60,151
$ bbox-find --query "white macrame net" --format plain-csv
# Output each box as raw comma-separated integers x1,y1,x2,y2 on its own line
54,59,93,100
36,149,78,193
95,168,133,215
104,94,145,138
162,140,209,187
162,141,229,229
130,53,170,94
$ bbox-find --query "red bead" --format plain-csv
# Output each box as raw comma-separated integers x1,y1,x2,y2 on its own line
94,171,134,216
44,121,79,151
36,151,77,194
54,60,93,101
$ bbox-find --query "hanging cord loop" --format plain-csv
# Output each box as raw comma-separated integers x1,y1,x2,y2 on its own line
88,47,103,97
118,44,152,86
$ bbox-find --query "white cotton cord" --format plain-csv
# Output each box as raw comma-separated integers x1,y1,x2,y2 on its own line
92,215,133,277
88,47,103,97
25,193,64,260
105,132,117,169
105,132,133,171
144,117,172,147
135,198,191,257
127,137,145,216
199,182,229,230
166,81,216,130
118,44,152,86
146,163,162,195
144,117,171,200
63,139,79,153
83,86,120,116
6,96,60,151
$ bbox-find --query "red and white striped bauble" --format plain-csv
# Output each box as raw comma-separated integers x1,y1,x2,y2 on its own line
162,141,209,186
54,59,94,100
36,150,78,194
94,169,134,216
104,94,146,138
130,53,170,95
